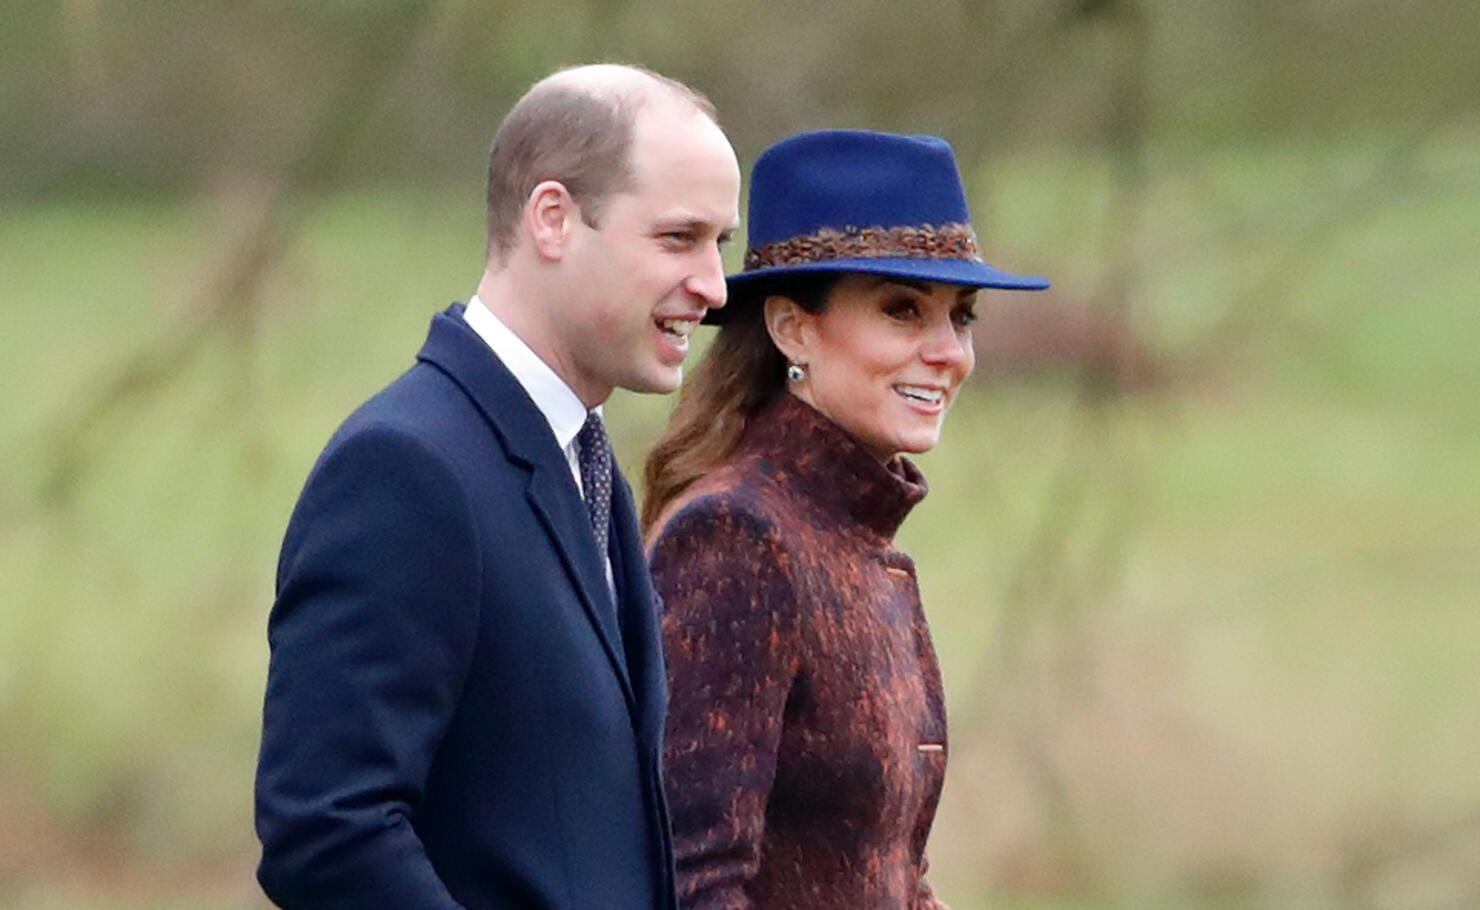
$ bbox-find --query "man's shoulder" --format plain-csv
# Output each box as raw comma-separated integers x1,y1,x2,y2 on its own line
307,359,518,487
328,361,466,444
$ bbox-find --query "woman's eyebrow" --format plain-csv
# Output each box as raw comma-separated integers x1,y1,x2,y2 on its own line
869,277,977,302
868,277,930,294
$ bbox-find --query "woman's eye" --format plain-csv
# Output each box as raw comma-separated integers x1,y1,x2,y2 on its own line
953,308,978,328
884,299,918,320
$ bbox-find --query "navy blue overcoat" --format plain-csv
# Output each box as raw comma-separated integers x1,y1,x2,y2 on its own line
256,305,675,909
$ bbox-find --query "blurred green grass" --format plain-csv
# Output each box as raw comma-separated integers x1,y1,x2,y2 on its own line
3,131,1478,908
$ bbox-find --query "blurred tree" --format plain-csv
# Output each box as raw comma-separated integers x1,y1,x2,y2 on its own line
6,0,1478,200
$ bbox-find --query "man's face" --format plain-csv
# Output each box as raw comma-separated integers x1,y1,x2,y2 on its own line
556,103,741,404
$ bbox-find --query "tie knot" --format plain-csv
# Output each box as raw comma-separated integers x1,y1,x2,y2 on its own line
578,410,609,454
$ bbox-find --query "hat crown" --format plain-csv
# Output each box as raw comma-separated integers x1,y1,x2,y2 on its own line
706,128,1048,325
744,130,973,250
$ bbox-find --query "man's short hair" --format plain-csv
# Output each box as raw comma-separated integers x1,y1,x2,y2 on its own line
484,66,717,261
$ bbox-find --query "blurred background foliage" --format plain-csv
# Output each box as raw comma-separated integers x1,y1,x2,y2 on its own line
3,1,1479,907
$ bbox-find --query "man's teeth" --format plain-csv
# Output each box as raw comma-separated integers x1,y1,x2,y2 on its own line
895,385,943,404
658,318,697,338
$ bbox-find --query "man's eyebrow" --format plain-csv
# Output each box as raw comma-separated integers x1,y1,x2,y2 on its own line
654,216,736,236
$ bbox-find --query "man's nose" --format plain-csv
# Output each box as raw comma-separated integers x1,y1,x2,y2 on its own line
684,245,728,309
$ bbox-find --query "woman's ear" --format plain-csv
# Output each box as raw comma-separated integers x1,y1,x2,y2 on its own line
523,180,577,260
763,295,817,365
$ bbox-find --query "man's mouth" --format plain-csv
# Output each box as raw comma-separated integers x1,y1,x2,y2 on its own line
657,317,699,339
894,384,944,405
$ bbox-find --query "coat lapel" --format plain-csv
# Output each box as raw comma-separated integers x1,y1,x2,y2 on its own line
610,470,667,748
415,305,636,710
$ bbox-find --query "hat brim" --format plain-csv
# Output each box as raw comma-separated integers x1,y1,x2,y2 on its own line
705,257,1050,325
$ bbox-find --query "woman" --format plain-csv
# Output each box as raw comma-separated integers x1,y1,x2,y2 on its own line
643,130,1049,909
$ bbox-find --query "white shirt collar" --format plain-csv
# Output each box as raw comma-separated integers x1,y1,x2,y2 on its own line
461,294,594,451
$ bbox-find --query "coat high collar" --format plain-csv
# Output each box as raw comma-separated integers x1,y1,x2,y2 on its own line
737,393,927,542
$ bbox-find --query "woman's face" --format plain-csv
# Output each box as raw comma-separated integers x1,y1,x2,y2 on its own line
778,274,977,461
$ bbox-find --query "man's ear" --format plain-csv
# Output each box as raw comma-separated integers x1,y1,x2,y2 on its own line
523,180,578,261
763,295,817,365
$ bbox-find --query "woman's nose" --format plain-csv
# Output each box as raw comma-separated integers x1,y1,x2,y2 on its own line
920,317,973,371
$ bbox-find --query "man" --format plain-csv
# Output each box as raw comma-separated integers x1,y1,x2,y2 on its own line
255,64,741,909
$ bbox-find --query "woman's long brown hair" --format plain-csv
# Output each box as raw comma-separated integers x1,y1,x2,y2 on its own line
640,273,838,531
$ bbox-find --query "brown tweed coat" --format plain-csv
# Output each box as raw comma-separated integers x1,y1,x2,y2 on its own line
648,393,950,910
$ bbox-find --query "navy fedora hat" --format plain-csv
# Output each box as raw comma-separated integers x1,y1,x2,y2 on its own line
709,129,1049,324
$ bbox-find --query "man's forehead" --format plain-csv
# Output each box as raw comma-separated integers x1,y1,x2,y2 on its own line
630,100,724,153
626,113,736,192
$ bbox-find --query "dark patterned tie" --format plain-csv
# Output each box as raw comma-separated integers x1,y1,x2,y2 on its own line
576,411,612,559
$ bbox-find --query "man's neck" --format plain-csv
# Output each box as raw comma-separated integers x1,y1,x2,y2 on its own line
474,267,605,409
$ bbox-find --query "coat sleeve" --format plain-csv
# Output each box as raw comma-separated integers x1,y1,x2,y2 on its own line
650,497,801,910
255,424,478,910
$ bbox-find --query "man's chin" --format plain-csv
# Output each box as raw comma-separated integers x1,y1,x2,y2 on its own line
622,366,684,396
653,369,684,395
